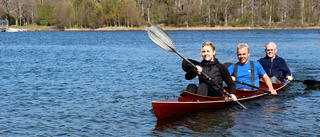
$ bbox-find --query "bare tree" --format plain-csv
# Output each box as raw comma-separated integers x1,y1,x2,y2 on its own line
2,0,320,29
207,0,211,26
279,0,288,23
301,0,304,24
2,0,15,21
318,1,320,25
224,0,228,26
18,0,29,26
268,0,272,27
250,0,254,27
240,0,243,19
180,0,196,27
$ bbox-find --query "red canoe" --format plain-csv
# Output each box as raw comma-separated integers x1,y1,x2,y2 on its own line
152,81,290,120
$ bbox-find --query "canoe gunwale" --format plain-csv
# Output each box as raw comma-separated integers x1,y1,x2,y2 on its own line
152,92,268,104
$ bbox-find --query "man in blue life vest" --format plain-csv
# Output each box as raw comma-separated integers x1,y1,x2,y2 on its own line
258,42,292,83
228,43,277,95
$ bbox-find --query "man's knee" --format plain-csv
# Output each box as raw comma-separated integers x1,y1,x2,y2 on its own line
270,76,281,83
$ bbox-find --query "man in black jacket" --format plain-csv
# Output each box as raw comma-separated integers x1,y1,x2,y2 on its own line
258,42,292,83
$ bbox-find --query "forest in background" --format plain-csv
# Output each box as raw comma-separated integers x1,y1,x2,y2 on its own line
1,0,320,30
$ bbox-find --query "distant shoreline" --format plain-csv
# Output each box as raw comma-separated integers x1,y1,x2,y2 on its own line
7,25,320,31
66,26,320,31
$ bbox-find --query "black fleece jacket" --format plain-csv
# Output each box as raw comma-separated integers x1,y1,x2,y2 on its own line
185,58,236,95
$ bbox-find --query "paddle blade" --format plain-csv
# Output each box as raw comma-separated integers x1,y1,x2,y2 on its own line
147,25,176,52
303,80,320,87
223,62,234,68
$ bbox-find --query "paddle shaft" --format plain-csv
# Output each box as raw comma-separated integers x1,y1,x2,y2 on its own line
277,76,320,87
276,76,304,82
235,80,271,94
171,48,247,109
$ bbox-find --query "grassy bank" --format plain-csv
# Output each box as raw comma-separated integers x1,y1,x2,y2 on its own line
8,25,48,31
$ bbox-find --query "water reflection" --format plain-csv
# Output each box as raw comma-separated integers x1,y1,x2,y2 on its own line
154,110,236,135
304,86,320,90
151,86,316,136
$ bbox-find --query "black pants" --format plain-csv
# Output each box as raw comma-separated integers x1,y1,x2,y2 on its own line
186,83,222,96
186,84,198,94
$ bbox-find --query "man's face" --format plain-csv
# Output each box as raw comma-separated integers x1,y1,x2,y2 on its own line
237,47,250,65
265,44,277,58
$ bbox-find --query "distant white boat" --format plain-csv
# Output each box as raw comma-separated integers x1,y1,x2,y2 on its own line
5,28,27,32
5,28,19,32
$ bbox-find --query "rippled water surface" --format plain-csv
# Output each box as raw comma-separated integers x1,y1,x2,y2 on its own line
0,30,319,136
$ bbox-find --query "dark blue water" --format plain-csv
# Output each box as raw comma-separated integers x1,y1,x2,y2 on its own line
0,30,319,136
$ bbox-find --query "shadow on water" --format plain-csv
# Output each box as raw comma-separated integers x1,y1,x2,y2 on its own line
152,109,237,136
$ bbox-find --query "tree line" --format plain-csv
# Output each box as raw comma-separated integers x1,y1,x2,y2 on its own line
1,0,320,29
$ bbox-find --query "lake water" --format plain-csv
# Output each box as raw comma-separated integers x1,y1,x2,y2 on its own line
0,29,319,136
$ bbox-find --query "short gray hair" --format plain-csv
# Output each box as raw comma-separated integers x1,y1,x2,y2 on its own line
237,43,250,53
265,42,277,49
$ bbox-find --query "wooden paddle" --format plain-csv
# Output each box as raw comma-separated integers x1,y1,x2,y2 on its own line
147,25,247,109
276,76,320,87
182,60,272,93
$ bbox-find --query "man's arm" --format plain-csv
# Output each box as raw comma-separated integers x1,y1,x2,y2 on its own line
261,73,277,95
281,58,293,81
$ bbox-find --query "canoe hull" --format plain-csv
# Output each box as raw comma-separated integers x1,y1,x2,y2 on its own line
152,95,230,120
152,81,289,120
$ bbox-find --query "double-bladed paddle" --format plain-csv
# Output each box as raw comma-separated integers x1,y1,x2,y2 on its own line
147,25,247,109
182,59,272,94
276,76,320,87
